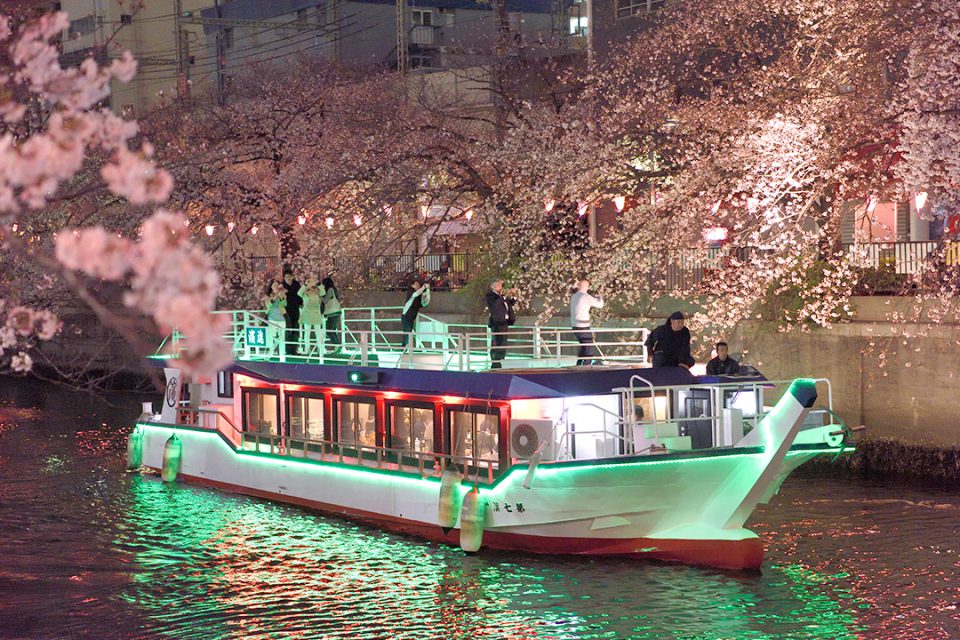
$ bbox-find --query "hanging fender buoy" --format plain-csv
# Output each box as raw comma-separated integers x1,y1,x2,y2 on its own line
437,468,463,534
459,487,486,553
161,434,182,483
126,425,143,470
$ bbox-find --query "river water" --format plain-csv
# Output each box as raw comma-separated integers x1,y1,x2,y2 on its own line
0,379,958,640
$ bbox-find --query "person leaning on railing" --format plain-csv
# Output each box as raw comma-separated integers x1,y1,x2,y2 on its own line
485,278,517,369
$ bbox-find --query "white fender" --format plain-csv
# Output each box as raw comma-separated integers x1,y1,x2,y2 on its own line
459,488,486,553
437,468,463,533
161,434,182,482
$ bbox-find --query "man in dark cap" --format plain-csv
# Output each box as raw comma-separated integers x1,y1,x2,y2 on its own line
645,311,695,369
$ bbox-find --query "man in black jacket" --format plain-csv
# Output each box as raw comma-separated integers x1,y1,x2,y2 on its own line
485,279,517,369
645,311,695,369
706,341,740,375
281,268,302,355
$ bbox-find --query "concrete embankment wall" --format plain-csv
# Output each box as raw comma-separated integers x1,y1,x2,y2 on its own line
352,291,960,456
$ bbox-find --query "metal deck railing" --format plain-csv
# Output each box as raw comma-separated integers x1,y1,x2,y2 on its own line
159,307,650,372
613,377,838,453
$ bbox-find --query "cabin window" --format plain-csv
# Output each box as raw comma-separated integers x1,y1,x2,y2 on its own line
335,397,376,448
448,408,499,464
217,370,234,398
631,393,668,422
288,394,325,441
242,388,280,435
387,402,434,453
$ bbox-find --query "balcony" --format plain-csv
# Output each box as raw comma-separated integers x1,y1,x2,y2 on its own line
410,25,442,47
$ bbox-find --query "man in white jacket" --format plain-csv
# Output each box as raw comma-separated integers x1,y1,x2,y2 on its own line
569,279,603,366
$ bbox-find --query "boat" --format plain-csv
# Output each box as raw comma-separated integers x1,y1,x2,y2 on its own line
130,306,854,570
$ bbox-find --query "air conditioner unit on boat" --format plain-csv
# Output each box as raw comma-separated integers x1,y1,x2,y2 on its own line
510,419,556,461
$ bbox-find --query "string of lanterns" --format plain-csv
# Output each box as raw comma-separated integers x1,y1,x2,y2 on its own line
194,194,656,236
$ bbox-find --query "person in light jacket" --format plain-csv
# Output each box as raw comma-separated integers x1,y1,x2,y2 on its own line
321,274,343,353
264,280,287,353
298,276,324,355
569,279,603,366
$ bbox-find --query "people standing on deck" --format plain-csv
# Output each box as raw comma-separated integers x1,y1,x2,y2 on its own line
298,276,324,355
706,341,740,375
264,280,287,353
401,280,431,348
321,274,343,353
569,279,604,366
486,279,517,369
281,269,302,356
646,311,695,369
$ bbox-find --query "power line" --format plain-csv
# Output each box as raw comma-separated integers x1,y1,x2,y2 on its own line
133,20,374,83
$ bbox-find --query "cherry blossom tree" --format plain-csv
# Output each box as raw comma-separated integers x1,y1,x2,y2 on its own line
149,57,504,302
474,0,960,334
0,10,230,378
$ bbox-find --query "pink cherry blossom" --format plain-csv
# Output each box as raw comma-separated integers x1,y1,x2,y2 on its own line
6,306,35,337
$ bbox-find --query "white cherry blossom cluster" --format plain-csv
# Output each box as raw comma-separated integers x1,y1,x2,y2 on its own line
894,0,960,211
1,10,227,376
1,12,170,213
55,210,232,375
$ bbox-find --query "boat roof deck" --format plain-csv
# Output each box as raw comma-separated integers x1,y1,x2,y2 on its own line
229,359,714,400
157,307,656,374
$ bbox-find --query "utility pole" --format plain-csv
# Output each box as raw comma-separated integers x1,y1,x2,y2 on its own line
396,0,408,74
214,0,225,105
331,0,341,62
174,0,190,99
491,0,509,144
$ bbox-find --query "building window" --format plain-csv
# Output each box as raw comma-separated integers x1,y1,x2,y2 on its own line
411,9,433,26
616,0,666,19
438,7,455,26
448,408,499,464
410,55,432,69
242,388,280,435
569,14,588,37
335,397,376,447
250,256,280,274
388,402,434,453
217,370,234,398
68,15,97,38
288,394,325,441
223,27,234,49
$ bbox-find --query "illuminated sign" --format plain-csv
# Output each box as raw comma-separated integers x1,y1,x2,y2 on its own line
246,327,267,347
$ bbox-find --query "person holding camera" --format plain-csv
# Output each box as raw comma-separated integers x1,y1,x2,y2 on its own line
486,278,517,369
401,279,431,348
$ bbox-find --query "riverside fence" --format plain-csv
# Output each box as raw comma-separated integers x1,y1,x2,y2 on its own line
252,241,960,294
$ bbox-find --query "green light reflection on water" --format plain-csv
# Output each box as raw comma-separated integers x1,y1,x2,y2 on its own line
115,475,864,640
116,475,584,639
